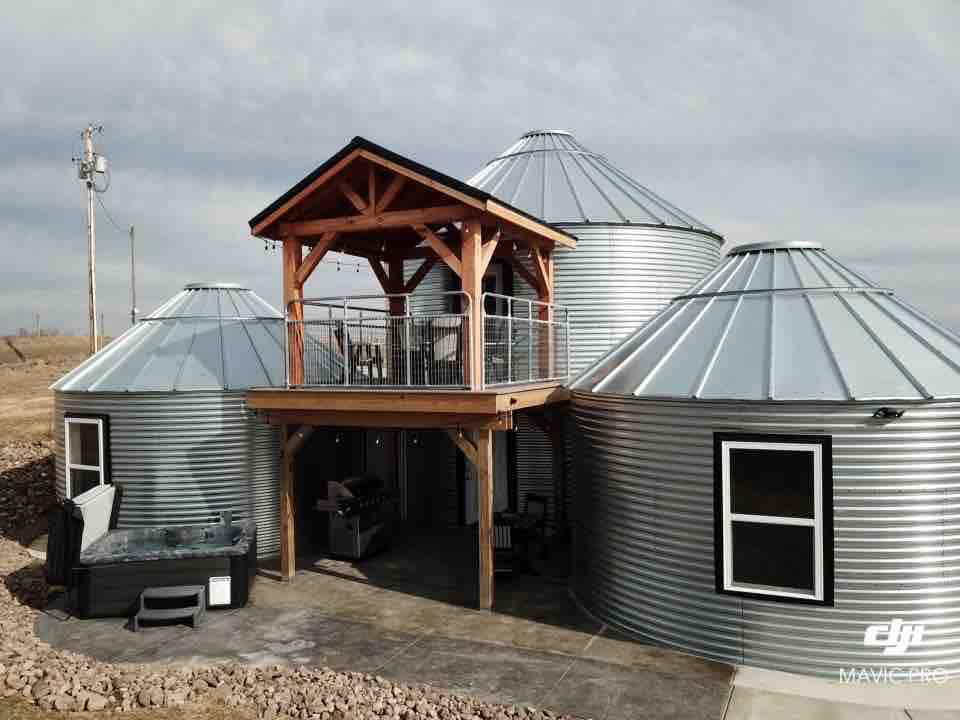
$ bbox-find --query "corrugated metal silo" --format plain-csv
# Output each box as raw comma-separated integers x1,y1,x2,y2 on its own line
570,241,960,678
51,282,283,558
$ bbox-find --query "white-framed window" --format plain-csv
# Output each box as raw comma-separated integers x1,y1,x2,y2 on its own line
64,414,110,499
715,433,833,605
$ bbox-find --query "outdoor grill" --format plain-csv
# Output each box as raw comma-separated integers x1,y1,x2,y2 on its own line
319,474,395,560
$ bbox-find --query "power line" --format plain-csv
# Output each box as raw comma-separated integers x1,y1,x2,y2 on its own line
95,193,127,234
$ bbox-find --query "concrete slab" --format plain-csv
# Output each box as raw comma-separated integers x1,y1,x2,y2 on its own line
724,687,907,719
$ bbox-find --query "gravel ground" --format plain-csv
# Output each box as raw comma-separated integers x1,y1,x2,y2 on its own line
0,444,580,719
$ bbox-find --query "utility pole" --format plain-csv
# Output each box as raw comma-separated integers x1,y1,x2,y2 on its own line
130,225,137,325
77,125,106,356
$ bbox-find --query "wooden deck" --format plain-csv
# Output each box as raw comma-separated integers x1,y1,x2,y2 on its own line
246,382,569,430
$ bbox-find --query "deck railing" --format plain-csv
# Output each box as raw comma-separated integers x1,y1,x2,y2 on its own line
481,293,570,387
284,292,570,389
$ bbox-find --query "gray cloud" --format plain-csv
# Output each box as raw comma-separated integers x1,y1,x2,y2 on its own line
1,1,957,337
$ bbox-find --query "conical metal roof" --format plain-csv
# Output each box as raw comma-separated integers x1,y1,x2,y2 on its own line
467,129,717,233
572,242,960,401
53,283,284,392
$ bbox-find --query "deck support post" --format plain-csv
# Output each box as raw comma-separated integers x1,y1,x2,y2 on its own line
280,424,298,581
461,219,484,390
476,427,494,610
283,237,305,386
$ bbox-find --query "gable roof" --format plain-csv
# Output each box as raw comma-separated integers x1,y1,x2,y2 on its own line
248,136,575,246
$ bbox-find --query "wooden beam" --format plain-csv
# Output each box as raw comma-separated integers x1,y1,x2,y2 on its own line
368,166,376,212
357,149,486,211
251,148,362,236
280,424,297,581
284,425,316,456
494,384,569,412
531,248,552,300
479,229,500,277
414,224,462,277
367,258,391,292
263,410,512,431
339,181,369,214
509,256,542,295
279,205,475,237
283,238,305,386
374,175,407,213
461,219,484,390
486,199,576,249
477,428,494,610
404,257,437,293
295,232,338,286
446,428,479,468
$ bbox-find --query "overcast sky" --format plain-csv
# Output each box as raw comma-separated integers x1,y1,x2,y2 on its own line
1,1,957,337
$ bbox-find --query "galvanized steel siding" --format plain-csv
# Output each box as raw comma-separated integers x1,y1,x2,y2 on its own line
571,392,960,677
555,225,721,375
54,391,281,558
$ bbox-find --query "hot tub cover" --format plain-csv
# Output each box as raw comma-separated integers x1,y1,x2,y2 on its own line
571,242,960,401
52,283,284,392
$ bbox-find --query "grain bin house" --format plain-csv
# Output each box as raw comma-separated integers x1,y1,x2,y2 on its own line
242,132,723,612
52,282,284,557
570,241,960,678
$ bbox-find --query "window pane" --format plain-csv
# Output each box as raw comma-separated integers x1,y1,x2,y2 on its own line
70,469,101,498
68,422,101,467
730,447,814,518
731,521,815,592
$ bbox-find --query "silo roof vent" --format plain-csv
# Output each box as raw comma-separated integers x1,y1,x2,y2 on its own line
468,129,718,235
572,242,960,401
52,283,283,393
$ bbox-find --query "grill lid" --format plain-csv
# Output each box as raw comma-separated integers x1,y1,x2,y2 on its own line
467,129,718,234
571,242,960,401
52,283,284,392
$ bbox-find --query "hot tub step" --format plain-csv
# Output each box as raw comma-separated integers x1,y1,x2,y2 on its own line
132,585,205,632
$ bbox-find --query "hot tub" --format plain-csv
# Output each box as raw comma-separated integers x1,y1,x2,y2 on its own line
70,521,257,619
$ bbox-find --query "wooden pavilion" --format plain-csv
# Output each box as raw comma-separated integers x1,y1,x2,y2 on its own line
246,137,574,609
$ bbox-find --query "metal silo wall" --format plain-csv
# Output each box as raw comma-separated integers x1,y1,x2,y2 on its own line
553,224,722,375
525,224,722,530
571,393,960,678
54,391,281,558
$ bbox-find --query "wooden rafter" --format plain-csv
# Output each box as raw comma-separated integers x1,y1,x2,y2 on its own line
404,257,438,293
294,232,338,286
531,248,552,298
413,224,462,277
510,256,543,296
375,175,406,213
367,258,391,292
368,166,376,211
279,205,475,237
446,429,478,469
479,229,500,277
338,181,369,214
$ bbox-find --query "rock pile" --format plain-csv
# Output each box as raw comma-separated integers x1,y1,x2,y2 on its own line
0,537,576,718
0,440,55,540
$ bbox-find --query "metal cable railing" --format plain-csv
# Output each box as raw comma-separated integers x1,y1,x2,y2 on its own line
481,292,571,387
286,292,470,388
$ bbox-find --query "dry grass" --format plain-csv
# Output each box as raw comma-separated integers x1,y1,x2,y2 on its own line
0,337,91,444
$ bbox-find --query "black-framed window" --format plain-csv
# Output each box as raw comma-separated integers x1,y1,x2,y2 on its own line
714,432,833,605
64,413,111,499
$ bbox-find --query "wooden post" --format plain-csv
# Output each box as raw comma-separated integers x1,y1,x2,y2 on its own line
461,219,484,389
535,249,555,379
476,427,494,610
388,258,405,383
280,424,297,580
283,237,305,385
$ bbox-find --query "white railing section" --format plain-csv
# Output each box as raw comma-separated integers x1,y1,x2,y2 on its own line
286,292,470,388
481,293,571,387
